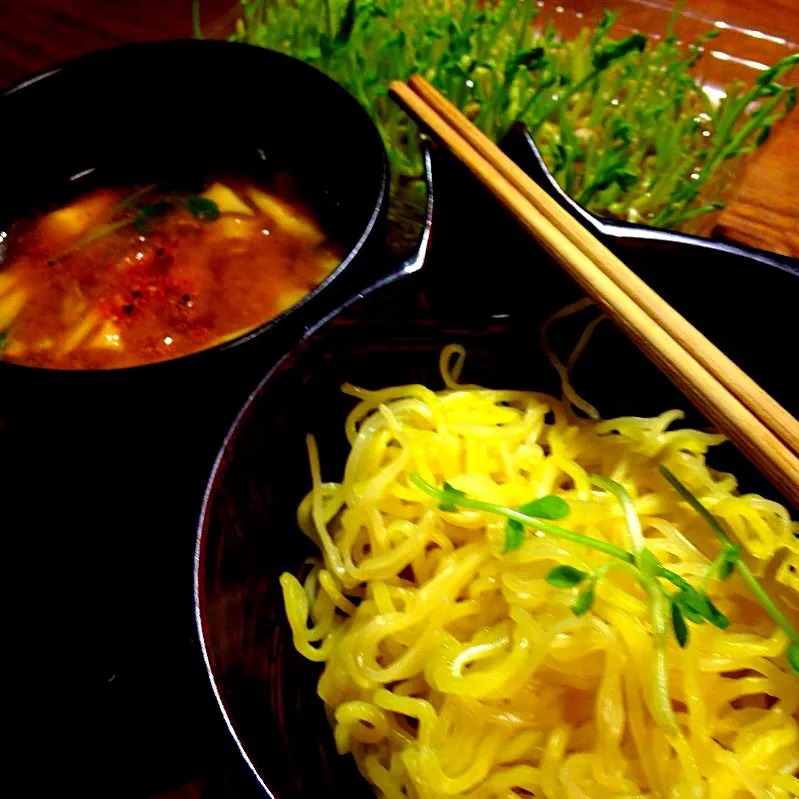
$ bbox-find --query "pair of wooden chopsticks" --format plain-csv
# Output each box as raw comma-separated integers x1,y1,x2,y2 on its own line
390,75,799,508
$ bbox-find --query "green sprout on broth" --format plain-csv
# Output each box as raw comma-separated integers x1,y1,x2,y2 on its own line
409,470,799,675
229,0,799,232
50,189,220,263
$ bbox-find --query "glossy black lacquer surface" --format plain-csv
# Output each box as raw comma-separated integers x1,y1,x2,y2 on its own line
197,145,799,798
0,42,386,798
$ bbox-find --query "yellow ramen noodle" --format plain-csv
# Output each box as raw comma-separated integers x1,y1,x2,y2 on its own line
281,344,799,799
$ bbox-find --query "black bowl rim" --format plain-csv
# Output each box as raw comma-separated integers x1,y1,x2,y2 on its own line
0,39,389,378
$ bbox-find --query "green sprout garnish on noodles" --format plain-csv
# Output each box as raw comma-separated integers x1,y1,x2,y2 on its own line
409,470,799,675
414,474,624,559
504,496,571,552
659,465,799,669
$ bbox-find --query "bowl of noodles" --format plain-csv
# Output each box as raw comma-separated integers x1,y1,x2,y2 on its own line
195,149,799,799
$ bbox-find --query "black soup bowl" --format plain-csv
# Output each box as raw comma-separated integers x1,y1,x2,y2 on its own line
0,38,388,384
0,41,386,797
196,147,799,797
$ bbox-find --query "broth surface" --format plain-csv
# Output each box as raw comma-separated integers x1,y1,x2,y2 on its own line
0,175,342,369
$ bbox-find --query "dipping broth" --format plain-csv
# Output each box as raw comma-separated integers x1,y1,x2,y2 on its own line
0,175,343,369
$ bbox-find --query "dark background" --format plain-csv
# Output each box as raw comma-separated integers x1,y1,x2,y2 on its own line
0,3,267,798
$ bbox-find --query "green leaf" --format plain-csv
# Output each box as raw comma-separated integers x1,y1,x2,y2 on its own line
675,587,729,630
657,567,692,592
703,596,730,630
0,330,7,358
445,18,461,37
675,594,706,625
504,519,525,552
675,586,706,614
139,200,173,219
319,32,333,59
185,196,220,221
546,565,588,588
517,495,570,521
787,642,799,675
673,587,708,624
591,8,619,45
756,54,799,86
438,481,466,513
672,601,689,647
719,557,736,581
609,117,634,145
784,85,798,114
658,466,729,542
505,46,546,77
719,545,739,580
592,33,646,71
615,168,638,191
357,1,387,23
505,495,570,552
422,25,443,40
660,465,797,646
551,142,569,172
572,584,595,616
335,0,357,48
134,201,173,234
761,83,782,98
638,548,660,577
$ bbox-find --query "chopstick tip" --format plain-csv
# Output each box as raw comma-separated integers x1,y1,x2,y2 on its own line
388,79,408,96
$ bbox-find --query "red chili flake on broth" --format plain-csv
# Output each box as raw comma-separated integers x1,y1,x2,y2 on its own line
96,297,120,320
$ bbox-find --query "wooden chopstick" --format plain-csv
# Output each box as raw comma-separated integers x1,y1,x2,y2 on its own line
389,77,799,507
403,74,799,459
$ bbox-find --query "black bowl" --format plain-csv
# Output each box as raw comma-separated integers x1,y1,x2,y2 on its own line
0,39,388,384
195,145,799,797
0,40,387,797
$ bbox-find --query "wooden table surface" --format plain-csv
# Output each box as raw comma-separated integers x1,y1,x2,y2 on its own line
0,2,796,798
691,1,799,256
